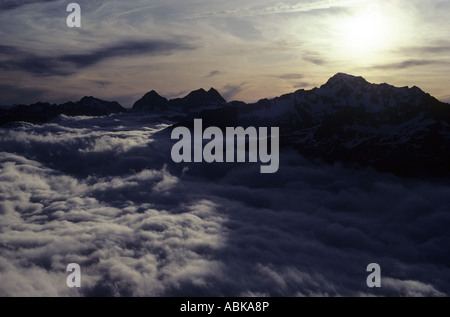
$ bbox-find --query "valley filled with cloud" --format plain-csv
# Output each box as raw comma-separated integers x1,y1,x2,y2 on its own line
1,113,449,296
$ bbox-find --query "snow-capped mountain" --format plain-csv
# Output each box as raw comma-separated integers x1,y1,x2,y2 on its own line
193,73,450,176
0,97,126,125
234,73,448,126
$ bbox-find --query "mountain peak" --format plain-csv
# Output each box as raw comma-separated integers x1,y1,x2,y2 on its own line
132,87,226,113
145,90,162,97
80,96,96,102
185,88,207,98
183,87,226,104
132,90,169,112
207,87,226,102
78,96,116,107
141,90,168,102
78,96,103,107
323,73,369,89
207,87,220,94
72,96,125,115
332,72,358,79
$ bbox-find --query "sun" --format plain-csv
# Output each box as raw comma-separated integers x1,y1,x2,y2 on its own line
338,3,392,57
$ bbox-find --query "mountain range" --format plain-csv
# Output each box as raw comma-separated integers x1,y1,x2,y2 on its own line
132,87,227,113
2,73,450,177
0,96,126,125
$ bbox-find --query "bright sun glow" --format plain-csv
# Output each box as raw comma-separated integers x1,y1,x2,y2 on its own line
339,3,393,58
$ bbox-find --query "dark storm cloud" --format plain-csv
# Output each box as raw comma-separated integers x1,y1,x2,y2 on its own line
0,44,77,76
0,55,73,77
59,40,196,68
0,40,196,76
0,45,67,76
0,114,449,296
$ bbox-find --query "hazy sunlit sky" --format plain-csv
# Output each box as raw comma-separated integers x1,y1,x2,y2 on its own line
1,0,450,107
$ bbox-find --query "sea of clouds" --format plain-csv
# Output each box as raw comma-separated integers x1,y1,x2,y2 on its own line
0,113,449,296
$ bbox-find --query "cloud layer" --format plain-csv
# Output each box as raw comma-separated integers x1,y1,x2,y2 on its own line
1,114,449,296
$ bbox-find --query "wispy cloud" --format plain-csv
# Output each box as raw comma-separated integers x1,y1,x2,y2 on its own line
279,74,306,80
0,39,196,77
221,83,247,101
0,0,59,11
394,42,450,56
89,80,113,88
371,59,442,70
195,0,359,18
293,82,310,89
303,55,327,66
205,70,222,78
59,40,196,68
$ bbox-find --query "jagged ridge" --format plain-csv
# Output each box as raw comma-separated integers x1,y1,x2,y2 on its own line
2,73,450,177
0,96,126,125
131,87,226,113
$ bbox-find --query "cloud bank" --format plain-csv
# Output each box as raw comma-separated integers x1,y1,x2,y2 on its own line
0,113,449,296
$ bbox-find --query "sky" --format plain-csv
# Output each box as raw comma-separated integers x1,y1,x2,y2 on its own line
1,0,450,107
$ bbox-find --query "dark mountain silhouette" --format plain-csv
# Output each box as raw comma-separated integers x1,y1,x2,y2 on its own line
0,96,126,125
132,87,227,113
2,73,450,176
131,90,169,112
